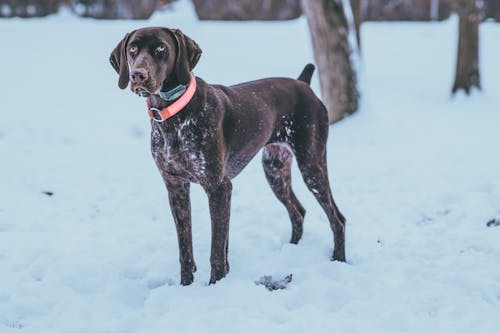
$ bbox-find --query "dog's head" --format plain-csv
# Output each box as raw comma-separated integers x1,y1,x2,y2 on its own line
109,27,202,95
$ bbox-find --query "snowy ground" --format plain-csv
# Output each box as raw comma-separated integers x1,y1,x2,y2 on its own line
1,1,500,332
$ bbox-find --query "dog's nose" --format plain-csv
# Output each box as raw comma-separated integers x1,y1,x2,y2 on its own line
130,68,148,84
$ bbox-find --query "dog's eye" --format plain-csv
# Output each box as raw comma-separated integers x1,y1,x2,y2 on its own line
129,46,138,54
156,45,166,53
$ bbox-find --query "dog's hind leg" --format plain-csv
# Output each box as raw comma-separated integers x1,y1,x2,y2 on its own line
262,143,306,244
295,148,346,262
290,99,346,261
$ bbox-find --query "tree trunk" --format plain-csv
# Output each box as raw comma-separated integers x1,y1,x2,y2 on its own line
452,0,484,95
485,0,500,21
70,0,162,19
350,0,362,52
191,0,302,21
0,0,61,18
363,0,452,21
301,0,358,124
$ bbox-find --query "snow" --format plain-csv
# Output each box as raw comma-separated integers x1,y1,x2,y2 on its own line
1,1,500,332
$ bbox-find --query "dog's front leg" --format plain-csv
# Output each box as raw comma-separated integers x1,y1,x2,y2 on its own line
165,179,196,285
204,176,232,284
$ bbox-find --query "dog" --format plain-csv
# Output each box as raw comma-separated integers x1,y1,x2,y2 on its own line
110,27,346,285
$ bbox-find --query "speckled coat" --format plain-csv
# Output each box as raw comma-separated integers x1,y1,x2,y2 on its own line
110,27,346,285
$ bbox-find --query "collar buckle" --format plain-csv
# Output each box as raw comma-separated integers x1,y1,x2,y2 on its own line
148,107,164,122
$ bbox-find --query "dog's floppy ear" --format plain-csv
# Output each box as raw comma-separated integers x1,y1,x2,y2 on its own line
169,29,202,85
109,32,132,90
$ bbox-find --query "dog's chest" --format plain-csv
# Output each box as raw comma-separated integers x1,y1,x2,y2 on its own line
151,118,208,180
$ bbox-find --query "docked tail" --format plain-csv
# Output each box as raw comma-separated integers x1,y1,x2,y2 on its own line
297,63,315,85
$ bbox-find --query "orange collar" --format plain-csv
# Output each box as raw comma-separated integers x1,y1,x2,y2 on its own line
146,74,197,122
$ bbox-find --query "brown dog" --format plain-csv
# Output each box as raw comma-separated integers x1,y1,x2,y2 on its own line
110,27,346,285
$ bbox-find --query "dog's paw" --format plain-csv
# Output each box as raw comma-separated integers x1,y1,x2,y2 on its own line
331,250,346,262
209,266,229,285
180,273,194,286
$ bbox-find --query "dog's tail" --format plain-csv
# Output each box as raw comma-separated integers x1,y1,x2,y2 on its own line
297,63,315,85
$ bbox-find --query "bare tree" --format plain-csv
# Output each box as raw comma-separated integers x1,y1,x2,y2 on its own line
301,0,358,124
485,0,500,21
70,0,176,19
0,0,61,18
349,0,362,51
363,0,452,21
452,0,484,95
191,0,302,20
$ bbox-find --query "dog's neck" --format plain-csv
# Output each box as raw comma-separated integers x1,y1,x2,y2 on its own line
147,75,189,107
146,74,197,122
158,75,188,101
147,94,172,109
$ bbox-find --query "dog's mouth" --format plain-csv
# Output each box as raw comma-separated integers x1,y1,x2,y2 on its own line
131,82,160,97
133,86,151,97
